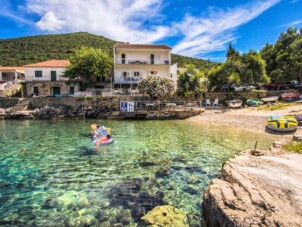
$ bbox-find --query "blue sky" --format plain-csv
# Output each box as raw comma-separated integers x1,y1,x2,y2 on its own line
0,0,302,61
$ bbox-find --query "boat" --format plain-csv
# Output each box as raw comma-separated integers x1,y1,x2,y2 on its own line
266,115,298,133
281,93,298,102
246,99,263,107
228,99,242,108
262,96,279,103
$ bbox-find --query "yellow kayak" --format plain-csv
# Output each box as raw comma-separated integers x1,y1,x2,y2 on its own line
266,115,298,132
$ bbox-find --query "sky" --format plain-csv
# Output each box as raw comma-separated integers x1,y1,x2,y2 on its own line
0,0,302,62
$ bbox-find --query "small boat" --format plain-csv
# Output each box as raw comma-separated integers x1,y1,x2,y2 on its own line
266,115,298,133
246,99,263,107
281,93,298,102
262,96,279,103
228,99,242,108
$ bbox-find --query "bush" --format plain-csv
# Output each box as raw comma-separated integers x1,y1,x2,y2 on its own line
283,141,302,154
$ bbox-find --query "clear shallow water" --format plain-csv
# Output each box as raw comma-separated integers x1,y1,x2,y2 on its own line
0,120,278,226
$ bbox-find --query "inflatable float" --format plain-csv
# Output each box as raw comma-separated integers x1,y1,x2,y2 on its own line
266,115,298,133
90,124,114,145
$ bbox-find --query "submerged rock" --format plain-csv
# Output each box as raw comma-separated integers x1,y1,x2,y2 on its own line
141,205,189,227
107,179,166,222
203,148,302,226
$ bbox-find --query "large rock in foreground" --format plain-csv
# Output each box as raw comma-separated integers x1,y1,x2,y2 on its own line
141,205,189,227
203,148,302,226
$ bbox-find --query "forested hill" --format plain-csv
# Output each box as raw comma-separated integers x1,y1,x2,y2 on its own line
0,32,213,69
0,32,211,68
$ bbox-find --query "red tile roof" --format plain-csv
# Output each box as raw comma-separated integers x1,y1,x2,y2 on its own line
0,66,25,72
24,60,70,67
114,43,171,50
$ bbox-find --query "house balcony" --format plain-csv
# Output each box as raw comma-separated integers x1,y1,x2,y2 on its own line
115,58,170,65
113,77,142,84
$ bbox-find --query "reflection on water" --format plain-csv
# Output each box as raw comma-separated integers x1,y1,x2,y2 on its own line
0,120,279,226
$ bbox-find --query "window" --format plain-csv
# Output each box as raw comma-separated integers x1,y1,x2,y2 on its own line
149,71,157,75
121,53,126,64
70,87,75,94
51,71,57,81
35,71,42,78
150,54,155,64
33,87,39,95
122,72,128,80
134,72,140,77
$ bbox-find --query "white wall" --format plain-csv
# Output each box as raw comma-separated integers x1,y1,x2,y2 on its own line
114,49,171,65
114,66,171,82
25,67,68,81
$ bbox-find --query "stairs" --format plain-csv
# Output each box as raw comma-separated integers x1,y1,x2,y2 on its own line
0,109,5,119
11,100,31,112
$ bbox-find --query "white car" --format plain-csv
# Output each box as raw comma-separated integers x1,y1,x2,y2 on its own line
232,85,255,92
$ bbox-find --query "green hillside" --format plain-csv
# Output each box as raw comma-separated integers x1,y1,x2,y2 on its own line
0,32,214,69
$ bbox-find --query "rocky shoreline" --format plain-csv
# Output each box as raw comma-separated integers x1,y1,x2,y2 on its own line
0,106,201,120
202,140,302,226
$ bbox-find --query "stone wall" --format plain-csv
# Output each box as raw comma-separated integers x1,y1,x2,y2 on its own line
0,98,19,108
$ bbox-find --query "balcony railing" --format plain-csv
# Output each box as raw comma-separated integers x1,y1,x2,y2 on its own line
115,58,170,65
114,77,142,84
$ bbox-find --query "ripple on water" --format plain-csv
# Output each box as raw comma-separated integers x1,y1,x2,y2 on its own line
0,119,279,226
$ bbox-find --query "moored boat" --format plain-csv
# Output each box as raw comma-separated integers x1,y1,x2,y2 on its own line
246,99,263,107
228,99,242,108
262,96,279,103
266,115,298,133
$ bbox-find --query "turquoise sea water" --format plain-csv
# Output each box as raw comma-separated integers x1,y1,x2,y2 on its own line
0,120,278,226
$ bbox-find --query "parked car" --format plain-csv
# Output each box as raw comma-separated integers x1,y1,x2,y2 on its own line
221,84,234,92
232,84,255,92
263,82,287,90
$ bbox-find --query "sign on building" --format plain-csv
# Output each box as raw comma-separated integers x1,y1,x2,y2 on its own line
120,101,134,112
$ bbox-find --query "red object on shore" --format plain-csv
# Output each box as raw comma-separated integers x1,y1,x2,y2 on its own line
281,93,298,100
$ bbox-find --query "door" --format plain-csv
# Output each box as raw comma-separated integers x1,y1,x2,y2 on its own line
52,87,61,95
70,87,75,94
150,54,154,64
51,71,57,81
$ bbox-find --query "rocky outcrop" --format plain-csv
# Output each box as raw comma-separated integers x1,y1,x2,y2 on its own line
141,205,189,227
203,145,302,226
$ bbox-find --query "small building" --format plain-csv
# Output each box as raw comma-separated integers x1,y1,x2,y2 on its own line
113,43,177,88
24,60,81,97
0,66,25,96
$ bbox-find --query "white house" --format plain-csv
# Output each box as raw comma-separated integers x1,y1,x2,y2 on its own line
113,43,177,87
24,60,81,96
0,66,25,96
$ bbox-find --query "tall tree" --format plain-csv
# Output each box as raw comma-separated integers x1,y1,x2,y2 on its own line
226,44,240,61
177,65,202,97
291,37,302,80
260,27,301,82
63,46,113,87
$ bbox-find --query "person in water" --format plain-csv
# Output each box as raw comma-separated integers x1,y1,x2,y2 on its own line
93,125,110,145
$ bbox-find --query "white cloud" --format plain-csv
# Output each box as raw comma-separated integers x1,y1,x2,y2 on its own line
36,11,65,31
172,0,281,57
26,0,171,43
275,20,302,29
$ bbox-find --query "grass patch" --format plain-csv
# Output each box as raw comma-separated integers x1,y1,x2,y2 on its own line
283,141,302,154
257,102,296,111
